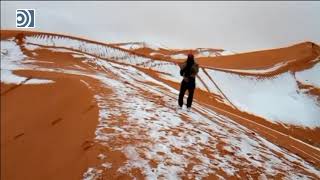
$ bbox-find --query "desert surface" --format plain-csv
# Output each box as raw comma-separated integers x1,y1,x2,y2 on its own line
1,30,320,179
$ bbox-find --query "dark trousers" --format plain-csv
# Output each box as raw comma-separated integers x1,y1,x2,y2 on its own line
178,79,195,108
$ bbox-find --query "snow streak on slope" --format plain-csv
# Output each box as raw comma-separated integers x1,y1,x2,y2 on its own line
206,69,320,128
2,37,320,179
25,35,150,65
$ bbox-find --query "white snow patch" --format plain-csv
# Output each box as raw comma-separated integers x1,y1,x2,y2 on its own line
196,76,208,91
23,60,54,64
25,79,54,84
1,40,26,69
198,68,221,95
171,53,187,59
150,52,162,56
195,49,220,58
80,79,90,87
1,69,28,84
1,40,54,85
118,42,163,50
206,69,320,128
24,43,40,51
83,168,102,180
101,162,112,169
220,50,235,56
72,53,86,58
158,73,181,83
97,154,106,160
296,62,320,88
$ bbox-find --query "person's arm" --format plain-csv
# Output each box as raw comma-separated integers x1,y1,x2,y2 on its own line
190,64,199,77
180,63,186,76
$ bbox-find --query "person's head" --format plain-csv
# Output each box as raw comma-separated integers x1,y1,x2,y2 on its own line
187,53,194,65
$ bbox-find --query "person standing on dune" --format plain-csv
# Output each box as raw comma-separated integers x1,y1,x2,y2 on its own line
178,53,199,110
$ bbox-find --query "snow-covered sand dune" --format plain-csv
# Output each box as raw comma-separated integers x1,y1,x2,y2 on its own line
2,38,319,179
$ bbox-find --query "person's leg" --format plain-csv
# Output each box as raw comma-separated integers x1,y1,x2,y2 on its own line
178,81,187,107
187,87,195,108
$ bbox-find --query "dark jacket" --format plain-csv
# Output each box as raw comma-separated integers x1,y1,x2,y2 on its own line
179,61,199,84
